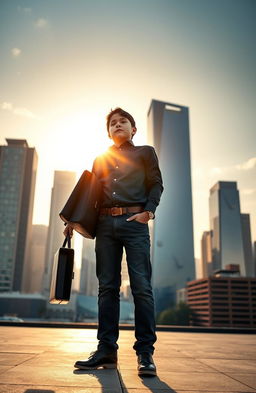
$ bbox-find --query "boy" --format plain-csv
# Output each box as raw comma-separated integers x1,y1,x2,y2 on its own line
65,107,163,376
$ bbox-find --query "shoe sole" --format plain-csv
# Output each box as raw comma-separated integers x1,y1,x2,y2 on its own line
74,363,117,370
138,369,157,376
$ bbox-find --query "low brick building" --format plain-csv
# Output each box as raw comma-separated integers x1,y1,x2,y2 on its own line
187,277,256,327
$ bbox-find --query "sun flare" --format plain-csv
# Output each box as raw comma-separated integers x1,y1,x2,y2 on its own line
46,110,112,177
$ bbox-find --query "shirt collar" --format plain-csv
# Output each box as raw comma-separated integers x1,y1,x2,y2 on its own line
110,140,135,151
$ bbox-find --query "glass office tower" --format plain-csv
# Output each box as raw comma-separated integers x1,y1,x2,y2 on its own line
201,231,212,278
0,139,37,292
241,213,253,277
209,181,246,275
147,100,195,312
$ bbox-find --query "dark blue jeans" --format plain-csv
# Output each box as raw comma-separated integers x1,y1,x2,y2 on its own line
95,213,157,354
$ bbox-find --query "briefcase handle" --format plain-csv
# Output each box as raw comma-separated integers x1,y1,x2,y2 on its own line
62,235,71,248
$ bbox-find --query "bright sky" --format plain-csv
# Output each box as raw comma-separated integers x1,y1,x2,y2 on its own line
0,0,255,267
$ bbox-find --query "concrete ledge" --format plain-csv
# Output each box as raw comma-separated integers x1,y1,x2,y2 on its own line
0,320,256,333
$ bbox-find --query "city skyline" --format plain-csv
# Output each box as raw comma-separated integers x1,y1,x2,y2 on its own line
1,0,255,259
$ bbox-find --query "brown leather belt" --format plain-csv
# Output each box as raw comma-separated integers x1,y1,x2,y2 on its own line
99,206,144,216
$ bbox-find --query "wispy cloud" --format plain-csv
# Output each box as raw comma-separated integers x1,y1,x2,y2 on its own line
17,6,32,15
13,107,38,118
1,102,40,119
240,188,256,196
235,157,256,171
34,18,48,28
11,48,21,57
209,157,256,176
2,102,13,110
209,167,223,175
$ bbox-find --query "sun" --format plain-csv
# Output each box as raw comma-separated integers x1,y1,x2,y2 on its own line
46,109,112,177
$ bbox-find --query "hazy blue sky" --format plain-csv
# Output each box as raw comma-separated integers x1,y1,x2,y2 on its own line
0,0,255,271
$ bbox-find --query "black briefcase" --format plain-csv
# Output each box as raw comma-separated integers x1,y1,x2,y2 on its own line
49,236,75,304
59,170,102,239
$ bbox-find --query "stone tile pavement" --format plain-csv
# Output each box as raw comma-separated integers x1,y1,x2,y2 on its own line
0,326,255,392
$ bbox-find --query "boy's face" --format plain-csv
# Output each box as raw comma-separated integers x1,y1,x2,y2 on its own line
108,113,137,145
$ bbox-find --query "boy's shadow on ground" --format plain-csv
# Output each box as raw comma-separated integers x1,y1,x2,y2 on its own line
139,375,177,392
74,368,177,392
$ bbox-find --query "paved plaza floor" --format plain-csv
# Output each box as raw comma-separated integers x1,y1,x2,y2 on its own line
0,326,255,392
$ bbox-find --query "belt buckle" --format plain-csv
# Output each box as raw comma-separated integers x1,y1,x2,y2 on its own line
111,207,123,216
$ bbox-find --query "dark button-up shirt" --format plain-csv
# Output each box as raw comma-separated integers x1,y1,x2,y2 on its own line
92,140,163,214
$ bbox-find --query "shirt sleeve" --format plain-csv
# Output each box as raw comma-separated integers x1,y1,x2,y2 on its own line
144,146,164,214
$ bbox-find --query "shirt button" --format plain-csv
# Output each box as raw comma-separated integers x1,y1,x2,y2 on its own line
114,178,117,181
112,192,116,195
115,166,119,169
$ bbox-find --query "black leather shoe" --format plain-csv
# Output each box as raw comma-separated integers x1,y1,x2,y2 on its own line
137,352,157,376
74,349,117,370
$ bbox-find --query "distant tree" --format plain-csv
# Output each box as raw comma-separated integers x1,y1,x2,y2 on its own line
156,301,196,326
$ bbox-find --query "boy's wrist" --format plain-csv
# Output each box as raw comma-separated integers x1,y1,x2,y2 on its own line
145,211,154,220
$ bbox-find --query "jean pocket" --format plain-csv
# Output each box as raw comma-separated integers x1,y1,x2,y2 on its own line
125,212,148,225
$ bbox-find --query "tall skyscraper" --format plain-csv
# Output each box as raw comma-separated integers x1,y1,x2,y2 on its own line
200,231,212,278
43,171,76,294
209,181,246,275
25,224,48,293
241,214,254,277
80,238,98,296
0,139,37,293
147,99,195,312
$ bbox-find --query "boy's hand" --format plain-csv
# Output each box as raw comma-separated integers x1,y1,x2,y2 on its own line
63,223,74,238
126,211,149,224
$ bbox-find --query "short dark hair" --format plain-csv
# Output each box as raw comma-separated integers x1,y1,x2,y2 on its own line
106,107,136,132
